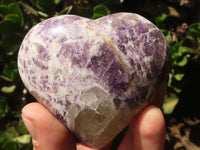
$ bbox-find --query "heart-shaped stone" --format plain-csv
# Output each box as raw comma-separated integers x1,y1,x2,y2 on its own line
18,13,170,148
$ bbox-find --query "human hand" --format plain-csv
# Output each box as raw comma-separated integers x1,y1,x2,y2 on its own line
21,84,166,150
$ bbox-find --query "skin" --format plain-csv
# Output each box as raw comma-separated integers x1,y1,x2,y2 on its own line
21,84,166,150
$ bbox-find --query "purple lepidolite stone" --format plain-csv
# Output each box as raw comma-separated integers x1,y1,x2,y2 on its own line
18,13,170,148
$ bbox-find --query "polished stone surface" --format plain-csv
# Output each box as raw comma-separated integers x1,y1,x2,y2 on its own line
18,13,170,148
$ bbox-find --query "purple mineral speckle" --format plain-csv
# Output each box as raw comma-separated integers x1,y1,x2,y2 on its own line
88,47,115,77
58,42,89,68
39,75,49,91
133,21,149,34
32,58,48,70
35,43,50,61
143,42,154,56
105,61,129,95
118,44,126,54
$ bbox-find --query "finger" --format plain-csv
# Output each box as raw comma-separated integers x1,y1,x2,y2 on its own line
76,142,98,150
118,105,166,150
22,102,76,150
76,141,112,150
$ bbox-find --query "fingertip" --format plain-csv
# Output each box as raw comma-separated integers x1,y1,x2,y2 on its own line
21,102,41,140
76,141,112,150
22,102,76,150
119,105,166,150
137,106,165,138
21,102,39,121
134,105,166,150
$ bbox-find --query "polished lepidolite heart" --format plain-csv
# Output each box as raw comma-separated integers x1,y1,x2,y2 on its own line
18,13,170,148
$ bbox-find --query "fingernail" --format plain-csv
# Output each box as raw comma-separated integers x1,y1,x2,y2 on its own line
22,108,38,140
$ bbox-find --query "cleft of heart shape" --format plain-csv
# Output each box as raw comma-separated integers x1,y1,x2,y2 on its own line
18,12,170,148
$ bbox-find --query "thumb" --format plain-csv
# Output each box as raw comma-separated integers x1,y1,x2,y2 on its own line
118,105,166,150
22,102,76,150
